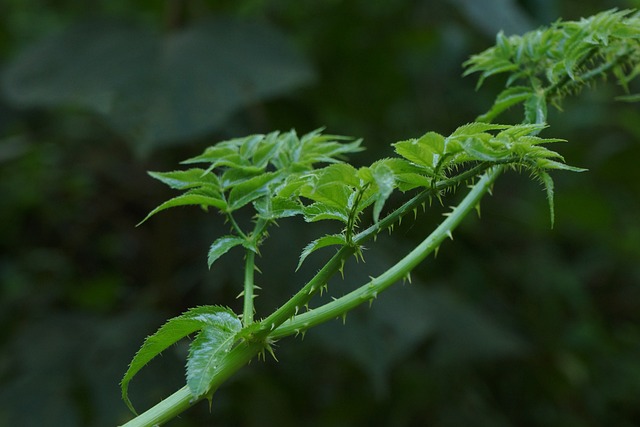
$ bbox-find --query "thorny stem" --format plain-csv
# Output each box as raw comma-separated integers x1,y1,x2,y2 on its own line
121,13,640,426
255,160,503,338
271,166,502,339
121,165,503,427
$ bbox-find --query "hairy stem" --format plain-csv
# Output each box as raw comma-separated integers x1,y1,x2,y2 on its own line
271,166,502,339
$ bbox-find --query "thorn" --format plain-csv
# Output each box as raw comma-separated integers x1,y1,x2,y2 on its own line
413,208,418,220
341,313,347,325
434,246,440,258
475,203,481,218
404,272,412,284
368,298,374,308
236,291,244,299
446,230,454,240
488,185,494,196
294,305,300,315
265,344,278,362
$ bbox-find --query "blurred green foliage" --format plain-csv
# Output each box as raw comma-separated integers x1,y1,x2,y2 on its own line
0,0,639,426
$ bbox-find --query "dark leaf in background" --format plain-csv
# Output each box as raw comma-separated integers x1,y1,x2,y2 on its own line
2,18,314,153
313,284,526,395
447,0,535,36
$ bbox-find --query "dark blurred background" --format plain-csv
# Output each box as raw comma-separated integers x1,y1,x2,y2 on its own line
1,0,639,426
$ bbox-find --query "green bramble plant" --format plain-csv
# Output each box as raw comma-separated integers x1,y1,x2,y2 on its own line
120,9,640,426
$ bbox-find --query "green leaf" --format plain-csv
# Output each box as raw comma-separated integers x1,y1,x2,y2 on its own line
208,236,246,268
299,164,360,209
536,158,587,172
302,203,350,223
138,192,227,225
227,171,281,211
252,131,283,168
121,306,236,414
2,19,313,153
220,167,263,189
393,132,444,170
297,234,348,270
377,158,432,191
148,169,221,190
524,92,547,124
538,171,555,228
462,136,509,161
476,86,532,123
449,122,511,137
186,310,242,399
254,196,303,220
368,163,396,222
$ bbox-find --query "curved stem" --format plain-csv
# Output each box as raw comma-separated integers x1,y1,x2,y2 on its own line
119,386,193,427
119,342,264,427
257,161,506,337
227,213,248,239
271,166,502,340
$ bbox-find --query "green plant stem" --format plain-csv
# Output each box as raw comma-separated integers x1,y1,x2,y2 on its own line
257,245,356,335
243,249,256,325
271,166,502,340
119,342,264,427
226,213,247,239
256,161,508,338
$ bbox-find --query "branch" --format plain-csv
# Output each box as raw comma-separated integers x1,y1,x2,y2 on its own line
271,166,503,340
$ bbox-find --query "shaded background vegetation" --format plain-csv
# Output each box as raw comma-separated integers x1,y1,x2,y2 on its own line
1,0,639,426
